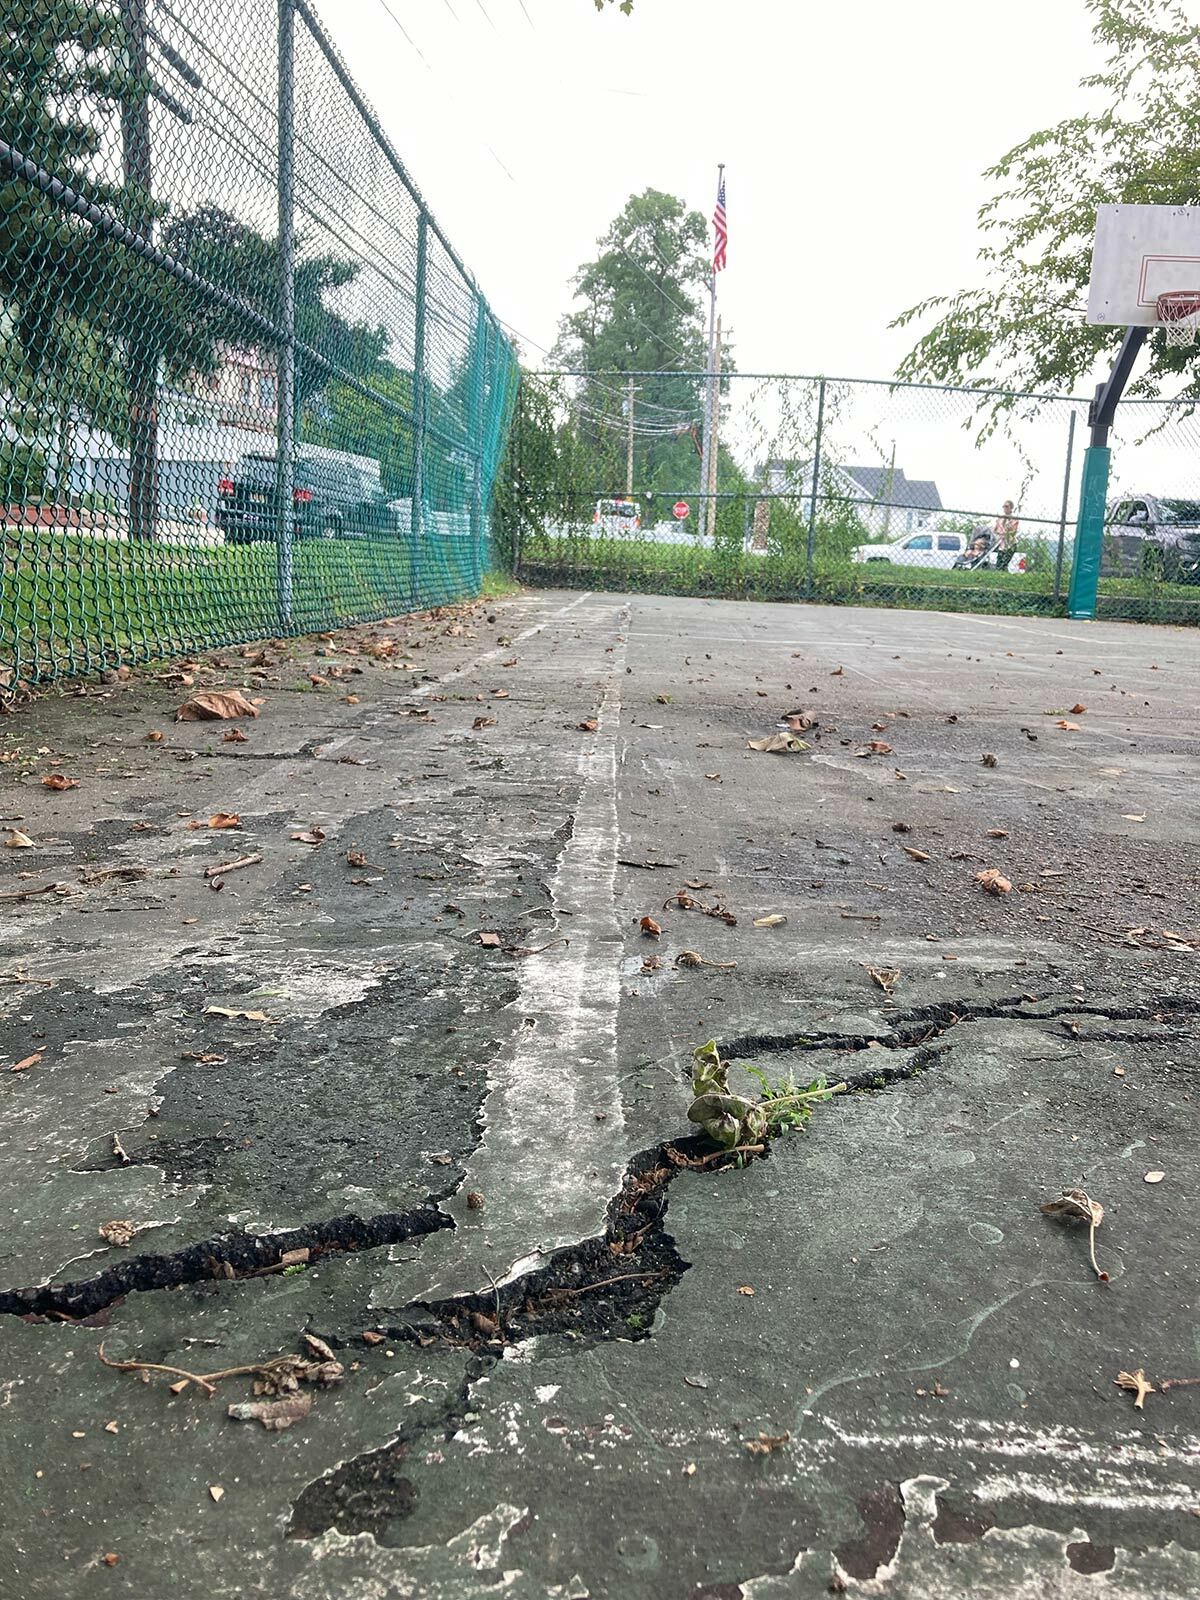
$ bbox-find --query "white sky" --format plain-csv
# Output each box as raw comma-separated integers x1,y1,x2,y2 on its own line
329,0,1101,379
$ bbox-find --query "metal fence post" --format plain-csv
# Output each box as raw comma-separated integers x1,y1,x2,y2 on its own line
411,213,427,579
275,0,297,630
805,378,826,596
469,294,486,585
1053,409,1077,603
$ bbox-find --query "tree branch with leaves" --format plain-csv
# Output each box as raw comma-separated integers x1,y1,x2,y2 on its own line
895,0,1200,400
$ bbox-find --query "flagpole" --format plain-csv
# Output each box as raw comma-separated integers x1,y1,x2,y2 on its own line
698,162,722,539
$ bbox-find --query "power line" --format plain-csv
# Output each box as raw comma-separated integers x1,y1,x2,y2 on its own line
473,0,499,29
516,0,535,23
375,0,433,69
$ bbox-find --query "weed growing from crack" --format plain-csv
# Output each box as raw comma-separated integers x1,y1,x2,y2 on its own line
687,1040,844,1156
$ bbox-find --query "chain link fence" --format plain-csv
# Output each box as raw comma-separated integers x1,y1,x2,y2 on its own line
502,370,1200,625
0,0,518,687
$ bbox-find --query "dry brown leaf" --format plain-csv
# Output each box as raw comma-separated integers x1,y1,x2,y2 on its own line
783,710,816,731
867,966,900,994
223,727,249,744
9,1051,43,1073
744,1431,790,1455
1070,703,1087,715
204,1005,271,1022
737,1285,755,1296
176,690,260,722
639,915,663,938
753,913,787,928
144,730,164,743
227,1391,312,1431
477,931,503,948
1055,719,1081,732
675,950,737,969
190,812,240,830
302,1334,337,1362
1040,1188,1108,1281
976,868,1012,896
361,1330,385,1345
4,830,34,849
641,953,662,974
98,1219,137,1246
290,827,326,846
747,733,807,754
41,773,79,791
1121,813,1146,823
986,828,1009,839
472,716,496,730
1115,1369,1154,1410
577,718,599,732
466,1190,485,1210
901,845,930,863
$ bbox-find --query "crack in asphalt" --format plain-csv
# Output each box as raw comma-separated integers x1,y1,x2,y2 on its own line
3,992,1190,1326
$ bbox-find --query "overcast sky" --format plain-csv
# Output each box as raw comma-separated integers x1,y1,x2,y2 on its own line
329,0,1104,382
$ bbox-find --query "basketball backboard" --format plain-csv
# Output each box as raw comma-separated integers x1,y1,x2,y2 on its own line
1087,203,1200,326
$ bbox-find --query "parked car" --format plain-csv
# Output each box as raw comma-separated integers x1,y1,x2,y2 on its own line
216,447,394,544
850,530,971,568
593,497,641,537
1105,494,1200,581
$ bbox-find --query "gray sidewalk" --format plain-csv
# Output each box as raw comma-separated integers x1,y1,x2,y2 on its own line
1,593,1198,1598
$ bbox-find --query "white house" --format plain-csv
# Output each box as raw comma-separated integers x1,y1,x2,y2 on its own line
758,459,943,538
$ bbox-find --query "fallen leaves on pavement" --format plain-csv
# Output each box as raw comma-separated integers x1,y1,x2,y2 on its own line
1114,1369,1154,1410
675,950,737,969
752,913,787,928
576,718,598,733
204,1004,272,1022
975,868,1012,896
4,829,34,848
747,733,807,754
639,915,663,938
854,740,893,757
189,813,241,830
477,931,503,948
1040,1189,1108,1281
223,727,249,743
901,845,931,863
8,1051,42,1073
41,773,79,791
866,966,900,994
98,1220,137,1247
290,827,326,846
176,690,260,721
744,1431,790,1455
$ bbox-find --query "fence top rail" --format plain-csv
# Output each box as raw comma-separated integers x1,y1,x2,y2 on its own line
528,368,1092,404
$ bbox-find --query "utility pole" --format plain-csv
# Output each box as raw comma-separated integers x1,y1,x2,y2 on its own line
119,0,157,541
698,162,722,527
706,315,722,538
625,377,635,497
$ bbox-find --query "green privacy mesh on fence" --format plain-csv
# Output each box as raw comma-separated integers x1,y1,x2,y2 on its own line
502,370,1200,626
0,0,518,685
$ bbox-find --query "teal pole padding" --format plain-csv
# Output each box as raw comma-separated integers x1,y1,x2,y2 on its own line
1066,445,1111,620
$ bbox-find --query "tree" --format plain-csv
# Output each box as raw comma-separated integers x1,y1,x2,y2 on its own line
894,0,1200,400
552,187,733,495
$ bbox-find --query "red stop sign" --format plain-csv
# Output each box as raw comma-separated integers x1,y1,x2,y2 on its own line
672,500,690,520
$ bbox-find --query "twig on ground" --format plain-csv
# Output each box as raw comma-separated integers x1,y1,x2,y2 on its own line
540,1271,669,1302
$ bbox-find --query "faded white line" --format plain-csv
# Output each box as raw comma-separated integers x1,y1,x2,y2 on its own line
400,602,632,1300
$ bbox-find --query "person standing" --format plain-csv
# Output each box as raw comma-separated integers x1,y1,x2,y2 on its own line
994,499,1020,551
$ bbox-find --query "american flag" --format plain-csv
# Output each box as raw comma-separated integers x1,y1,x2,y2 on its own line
712,172,727,272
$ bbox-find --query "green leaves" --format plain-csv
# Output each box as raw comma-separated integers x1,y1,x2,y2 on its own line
687,1040,843,1151
896,0,1200,402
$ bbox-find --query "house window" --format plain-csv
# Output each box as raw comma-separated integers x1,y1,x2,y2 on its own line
259,375,276,411
239,374,252,403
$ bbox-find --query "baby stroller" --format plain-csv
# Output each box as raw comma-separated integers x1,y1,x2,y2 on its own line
953,530,1008,571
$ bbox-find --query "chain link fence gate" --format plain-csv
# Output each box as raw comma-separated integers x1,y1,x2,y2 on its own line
0,0,519,687
501,370,1200,626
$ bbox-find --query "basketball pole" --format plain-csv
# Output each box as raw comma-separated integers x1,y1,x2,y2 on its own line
1067,324,1147,620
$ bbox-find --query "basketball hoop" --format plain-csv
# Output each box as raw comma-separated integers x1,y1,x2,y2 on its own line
1155,290,1200,347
